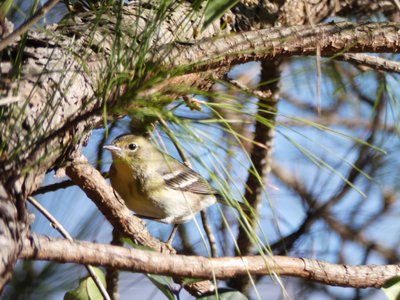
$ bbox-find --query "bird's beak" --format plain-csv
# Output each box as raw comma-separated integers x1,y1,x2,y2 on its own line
103,144,121,155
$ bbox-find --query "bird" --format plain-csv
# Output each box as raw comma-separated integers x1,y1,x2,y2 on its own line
103,134,248,244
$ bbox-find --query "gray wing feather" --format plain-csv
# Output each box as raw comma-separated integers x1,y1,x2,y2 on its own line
158,155,250,213
160,159,218,195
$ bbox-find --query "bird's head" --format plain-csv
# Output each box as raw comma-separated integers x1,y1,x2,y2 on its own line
103,134,151,164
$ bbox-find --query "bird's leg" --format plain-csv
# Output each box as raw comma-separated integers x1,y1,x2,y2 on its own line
166,224,179,247
131,214,178,250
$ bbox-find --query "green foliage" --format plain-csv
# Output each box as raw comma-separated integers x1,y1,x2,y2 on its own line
122,237,175,299
122,236,156,251
181,277,208,285
147,274,175,300
64,268,106,300
202,0,239,30
0,0,13,20
383,277,400,300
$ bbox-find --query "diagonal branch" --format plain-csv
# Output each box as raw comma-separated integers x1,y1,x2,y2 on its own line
64,154,172,253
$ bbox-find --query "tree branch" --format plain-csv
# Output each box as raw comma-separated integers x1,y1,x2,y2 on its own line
27,196,110,300
162,22,400,72
340,53,400,73
20,235,400,289
64,154,172,253
106,229,122,300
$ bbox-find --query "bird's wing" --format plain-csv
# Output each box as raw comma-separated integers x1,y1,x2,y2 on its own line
159,154,250,214
159,156,219,195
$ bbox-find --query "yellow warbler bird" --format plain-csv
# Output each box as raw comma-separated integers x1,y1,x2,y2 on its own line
104,134,224,225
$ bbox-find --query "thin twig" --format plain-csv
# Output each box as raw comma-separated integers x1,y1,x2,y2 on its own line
33,179,75,195
106,229,123,300
324,213,397,262
270,133,375,254
226,77,272,99
33,172,108,196
0,0,60,51
200,211,218,257
340,53,400,74
27,196,111,300
270,163,397,262
269,93,384,256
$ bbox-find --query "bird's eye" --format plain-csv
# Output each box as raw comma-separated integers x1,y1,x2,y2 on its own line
128,143,138,151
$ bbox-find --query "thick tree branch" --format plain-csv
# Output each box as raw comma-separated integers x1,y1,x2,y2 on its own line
163,22,400,72
20,235,400,289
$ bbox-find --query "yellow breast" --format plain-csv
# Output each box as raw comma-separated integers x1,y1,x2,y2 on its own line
109,162,166,219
